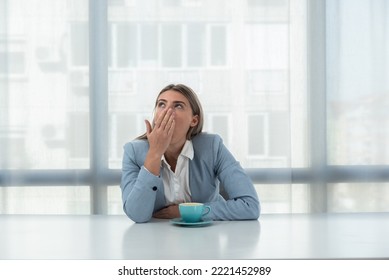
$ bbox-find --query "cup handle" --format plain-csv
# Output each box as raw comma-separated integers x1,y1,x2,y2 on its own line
202,205,211,216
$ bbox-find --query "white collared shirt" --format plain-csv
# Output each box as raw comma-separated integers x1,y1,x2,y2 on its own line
161,140,193,205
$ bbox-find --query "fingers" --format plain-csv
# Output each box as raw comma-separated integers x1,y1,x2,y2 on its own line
153,208,169,219
145,108,174,136
155,108,174,130
152,205,180,219
167,119,175,136
145,120,152,136
145,108,175,156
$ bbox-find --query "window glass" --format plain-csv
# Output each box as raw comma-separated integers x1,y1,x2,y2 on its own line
0,186,90,214
117,23,137,68
2,0,388,216
1,0,90,170
67,112,89,160
107,185,123,214
210,25,226,66
246,24,288,69
70,22,89,67
255,184,309,214
0,0,313,214
212,115,229,145
248,70,287,95
0,52,25,74
141,24,158,63
187,24,206,67
328,183,389,212
112,113,137,158
162,24,182,67
248,114,265,155
327,0,389,165
268,112,289,157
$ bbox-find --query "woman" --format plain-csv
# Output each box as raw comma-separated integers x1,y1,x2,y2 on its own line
120,84,260,223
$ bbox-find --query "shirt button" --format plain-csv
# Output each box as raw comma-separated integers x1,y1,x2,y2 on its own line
152,186,157,191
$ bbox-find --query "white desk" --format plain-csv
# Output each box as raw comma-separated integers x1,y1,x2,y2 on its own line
0,213,388,259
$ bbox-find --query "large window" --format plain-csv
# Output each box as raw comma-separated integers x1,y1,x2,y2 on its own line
1,0,389,214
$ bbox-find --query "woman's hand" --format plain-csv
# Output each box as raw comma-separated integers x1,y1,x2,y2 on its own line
146,108,175,155
152,204,180,219
143,108,175,176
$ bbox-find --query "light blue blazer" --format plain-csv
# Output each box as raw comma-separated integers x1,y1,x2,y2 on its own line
120,133,260,223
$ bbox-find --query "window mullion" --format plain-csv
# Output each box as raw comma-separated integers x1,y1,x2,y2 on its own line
307,0,328,213
89,0,108,214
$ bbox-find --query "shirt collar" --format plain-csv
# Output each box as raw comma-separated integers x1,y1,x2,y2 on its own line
180,140,194,160
161,140,194,165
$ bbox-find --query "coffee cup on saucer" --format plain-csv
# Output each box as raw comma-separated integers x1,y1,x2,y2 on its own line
179,202,211,223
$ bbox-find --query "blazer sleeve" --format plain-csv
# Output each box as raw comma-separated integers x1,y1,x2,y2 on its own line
120,142,164,223
205,135,260,220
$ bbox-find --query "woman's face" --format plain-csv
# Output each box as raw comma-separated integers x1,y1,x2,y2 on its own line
154,90,199,145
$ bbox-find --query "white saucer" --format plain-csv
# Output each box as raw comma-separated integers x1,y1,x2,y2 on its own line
170,218,212,227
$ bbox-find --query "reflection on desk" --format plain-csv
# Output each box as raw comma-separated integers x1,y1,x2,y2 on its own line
122,219,261,259
0,213,388,259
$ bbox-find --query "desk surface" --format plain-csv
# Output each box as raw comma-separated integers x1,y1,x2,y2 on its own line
1,213,388,259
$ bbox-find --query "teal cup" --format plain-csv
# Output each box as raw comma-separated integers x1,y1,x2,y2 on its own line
179,202,211,223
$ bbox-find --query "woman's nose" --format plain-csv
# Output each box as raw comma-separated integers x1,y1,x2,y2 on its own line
166,104,177,111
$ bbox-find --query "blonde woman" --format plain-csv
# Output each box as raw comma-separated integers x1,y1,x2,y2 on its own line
120,84,260,223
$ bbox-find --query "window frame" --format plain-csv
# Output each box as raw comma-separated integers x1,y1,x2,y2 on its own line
1,0,389,214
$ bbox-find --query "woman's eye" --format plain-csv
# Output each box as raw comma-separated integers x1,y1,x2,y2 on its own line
157,102,166,108
175,104,183,109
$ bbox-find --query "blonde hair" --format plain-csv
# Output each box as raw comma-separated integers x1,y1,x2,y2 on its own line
137,84,204,140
